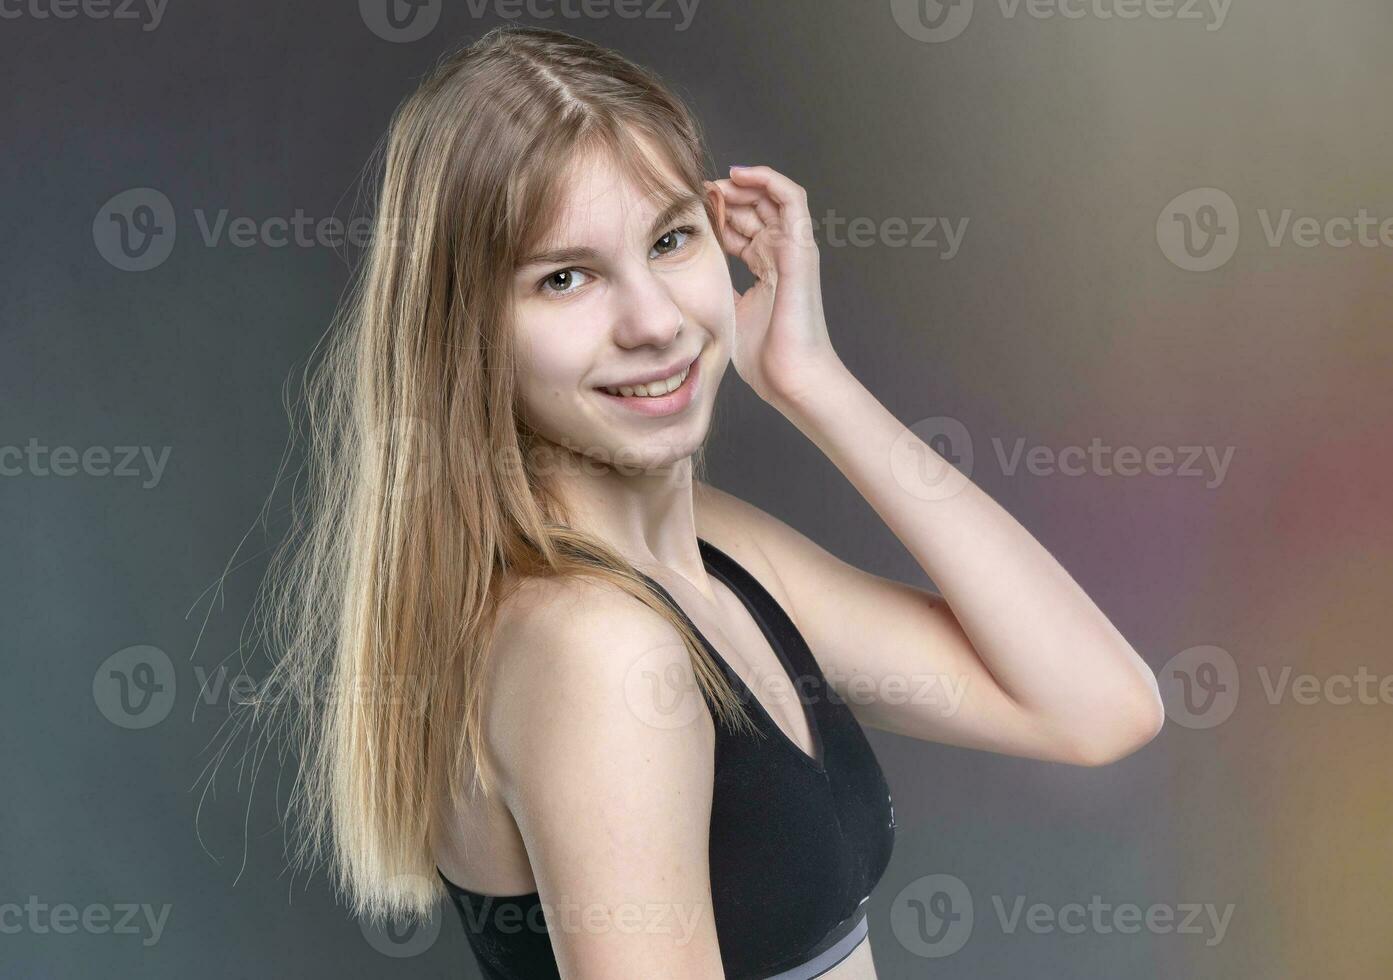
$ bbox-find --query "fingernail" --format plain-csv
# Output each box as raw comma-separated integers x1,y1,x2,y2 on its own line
729,164,750,170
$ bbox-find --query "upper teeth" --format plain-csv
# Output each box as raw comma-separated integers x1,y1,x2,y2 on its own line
603,364,690,397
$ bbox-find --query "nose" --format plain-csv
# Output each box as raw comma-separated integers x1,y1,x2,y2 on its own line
610,263,684,350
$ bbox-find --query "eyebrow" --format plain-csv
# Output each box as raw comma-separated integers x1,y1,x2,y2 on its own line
515,191,705,272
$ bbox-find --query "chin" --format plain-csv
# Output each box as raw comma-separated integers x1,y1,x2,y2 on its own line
526,373,717,473
591,427,706,474
528,422,703,476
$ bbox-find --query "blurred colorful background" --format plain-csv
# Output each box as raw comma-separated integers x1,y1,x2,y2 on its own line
3,1,1388,977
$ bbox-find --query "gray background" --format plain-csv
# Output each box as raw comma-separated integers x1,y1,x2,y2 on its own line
4,0,1390,977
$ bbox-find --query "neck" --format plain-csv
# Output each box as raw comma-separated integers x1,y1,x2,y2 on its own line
541,442,709,587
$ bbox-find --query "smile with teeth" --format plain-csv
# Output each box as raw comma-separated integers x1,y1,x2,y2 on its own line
601,364,691,398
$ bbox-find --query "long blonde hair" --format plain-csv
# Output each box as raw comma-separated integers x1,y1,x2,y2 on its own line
207,24,755,926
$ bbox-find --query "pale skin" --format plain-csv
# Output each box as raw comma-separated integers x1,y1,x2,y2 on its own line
433,138,1166,979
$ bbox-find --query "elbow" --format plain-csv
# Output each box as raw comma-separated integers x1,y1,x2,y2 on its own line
1068,686,1166,768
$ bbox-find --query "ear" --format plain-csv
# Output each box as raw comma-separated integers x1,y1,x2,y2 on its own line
703,180,726,234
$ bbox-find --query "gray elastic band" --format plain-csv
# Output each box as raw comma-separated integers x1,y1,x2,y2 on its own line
762,903,870,980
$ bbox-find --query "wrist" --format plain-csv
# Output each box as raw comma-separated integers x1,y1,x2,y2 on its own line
767,355,859,423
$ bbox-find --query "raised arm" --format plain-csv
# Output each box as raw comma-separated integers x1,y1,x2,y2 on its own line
710,164,1165,768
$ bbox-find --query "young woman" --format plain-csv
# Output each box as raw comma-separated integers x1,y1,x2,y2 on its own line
230,24,1163,980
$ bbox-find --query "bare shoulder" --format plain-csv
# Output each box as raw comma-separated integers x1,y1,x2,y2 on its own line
479,570,725,975
483,569,716,800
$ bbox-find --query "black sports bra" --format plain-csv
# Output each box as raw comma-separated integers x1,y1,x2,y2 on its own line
438,538,897,979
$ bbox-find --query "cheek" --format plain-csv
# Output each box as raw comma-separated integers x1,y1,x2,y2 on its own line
678,247,736,333
515,315,594,406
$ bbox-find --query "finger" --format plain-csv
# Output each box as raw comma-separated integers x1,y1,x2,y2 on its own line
717,216,751,259
730,172,818,251
730,195,796,251
727,165,808,216
718,174,780,224
752,195,780,227
713,178,764,203
723,202,765,240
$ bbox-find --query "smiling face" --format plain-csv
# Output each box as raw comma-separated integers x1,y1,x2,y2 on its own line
509,135,734,474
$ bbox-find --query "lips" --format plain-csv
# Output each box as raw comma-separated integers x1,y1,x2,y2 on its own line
596,353,700,394
593,353,701,418
598,361,691,398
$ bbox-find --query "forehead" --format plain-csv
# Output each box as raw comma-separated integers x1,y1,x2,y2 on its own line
538,138,690,241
